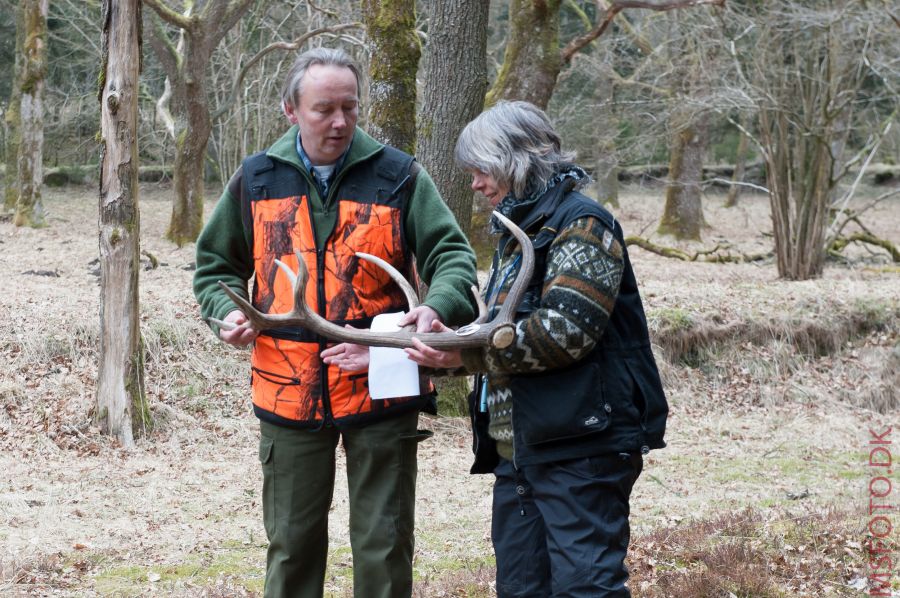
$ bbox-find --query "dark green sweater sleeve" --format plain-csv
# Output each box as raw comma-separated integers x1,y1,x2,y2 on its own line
193,169,254,333
403,168,478,326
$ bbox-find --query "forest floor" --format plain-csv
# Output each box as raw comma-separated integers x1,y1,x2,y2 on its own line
0,181,898,597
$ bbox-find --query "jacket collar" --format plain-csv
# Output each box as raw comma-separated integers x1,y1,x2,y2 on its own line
508,177,579,235
266,125,385,178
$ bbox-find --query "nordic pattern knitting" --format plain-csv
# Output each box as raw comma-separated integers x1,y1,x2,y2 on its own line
471,216,625,456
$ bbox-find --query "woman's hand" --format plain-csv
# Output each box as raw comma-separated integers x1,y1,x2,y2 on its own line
404,320,464,369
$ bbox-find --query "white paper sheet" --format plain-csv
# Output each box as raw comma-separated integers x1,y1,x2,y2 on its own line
368,312,420,400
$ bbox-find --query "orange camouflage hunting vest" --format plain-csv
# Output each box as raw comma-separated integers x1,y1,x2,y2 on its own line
241,147,431,428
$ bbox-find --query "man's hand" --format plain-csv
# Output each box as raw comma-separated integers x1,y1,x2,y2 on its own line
321,342,370,372
321,324,369,372
219,309,260,347
397,305,442,333
404,320,464,369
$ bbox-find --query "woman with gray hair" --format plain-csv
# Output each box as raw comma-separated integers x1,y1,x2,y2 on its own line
405,101,669,597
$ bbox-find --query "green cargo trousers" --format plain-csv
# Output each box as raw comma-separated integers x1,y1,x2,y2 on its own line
258,412,426,598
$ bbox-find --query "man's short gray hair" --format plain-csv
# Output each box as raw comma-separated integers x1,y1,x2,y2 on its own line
281,47,362,110
455,101,575,199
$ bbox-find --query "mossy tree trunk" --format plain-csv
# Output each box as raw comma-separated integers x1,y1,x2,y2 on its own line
13,0,48,228
486,0,563,109
98,0,149,447
166,47,212,247
658,111,707,240
3,1,23,213
486,0,719,110
361,0,421,154
417,0,490,235
143,0,254,246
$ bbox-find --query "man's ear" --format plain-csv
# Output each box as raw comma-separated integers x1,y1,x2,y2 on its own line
283,101,299,125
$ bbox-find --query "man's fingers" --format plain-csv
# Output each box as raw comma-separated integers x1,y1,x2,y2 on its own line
320,345,344,358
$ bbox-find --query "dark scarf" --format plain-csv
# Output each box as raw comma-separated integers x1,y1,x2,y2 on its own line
490,164,590,234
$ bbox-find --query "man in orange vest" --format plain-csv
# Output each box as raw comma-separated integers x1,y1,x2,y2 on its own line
193,47,477,598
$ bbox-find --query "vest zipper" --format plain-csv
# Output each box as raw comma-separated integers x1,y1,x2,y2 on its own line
303,194,334,427
316,249,332,425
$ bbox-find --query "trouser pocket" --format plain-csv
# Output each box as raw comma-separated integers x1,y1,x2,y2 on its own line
258,434,275,539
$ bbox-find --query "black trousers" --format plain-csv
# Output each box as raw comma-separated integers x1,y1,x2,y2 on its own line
492,453,643,598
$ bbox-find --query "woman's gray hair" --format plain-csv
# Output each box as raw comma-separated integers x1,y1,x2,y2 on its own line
281,48,362,110
455,100,575,199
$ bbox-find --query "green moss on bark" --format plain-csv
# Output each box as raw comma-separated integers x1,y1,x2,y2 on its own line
363,0,420,154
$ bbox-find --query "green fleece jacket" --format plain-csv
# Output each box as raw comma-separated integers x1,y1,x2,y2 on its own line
194,126,477,330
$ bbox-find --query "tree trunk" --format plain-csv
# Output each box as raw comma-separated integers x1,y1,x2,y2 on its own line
362,0,421,154
13,0,48,228
658,112,707,240
166,54,211,246
98,0,149,447
417,0,490,235
750,5,857,281
143,0,254,246
760,109,832,280
595,144,620,209
486,0,563,109
3,1,23,213
725,116,750,208
594,71,619,208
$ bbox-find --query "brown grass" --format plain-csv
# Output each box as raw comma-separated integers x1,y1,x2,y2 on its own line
629,508,868,597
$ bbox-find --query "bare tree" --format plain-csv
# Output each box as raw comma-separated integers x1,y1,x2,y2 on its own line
12,0,48,227
97,0,149,446
582,7,720,238
730,1,898,279
362,0,420,153
724,116,751,208
593,69,621,208
658,108,707,239
143,0,361,245
487,0,724,109
204,3,362,182
657,15,717,240
417,0,490,234
143,0,255,246
3,0,23,213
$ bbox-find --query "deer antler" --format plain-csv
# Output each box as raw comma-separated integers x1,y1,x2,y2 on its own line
210,211,532,350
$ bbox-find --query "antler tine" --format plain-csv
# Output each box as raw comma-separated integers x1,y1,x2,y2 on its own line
273,258,298,286
215,248,314,331
356,252,419,311
491,211,534,325
288,248,311,319
216,281,270,330
471,285,488,324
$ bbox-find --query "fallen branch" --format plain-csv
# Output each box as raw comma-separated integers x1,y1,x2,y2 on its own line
830,232,900,262
625,236,770,263
829,188,900,239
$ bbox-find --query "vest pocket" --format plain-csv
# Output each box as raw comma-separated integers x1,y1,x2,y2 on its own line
509,362,609,446
262,220,294,257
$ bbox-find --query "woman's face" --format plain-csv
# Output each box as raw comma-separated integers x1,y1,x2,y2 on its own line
469,170,510,206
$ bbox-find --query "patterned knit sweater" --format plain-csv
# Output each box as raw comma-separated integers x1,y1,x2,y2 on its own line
461,215,624,459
